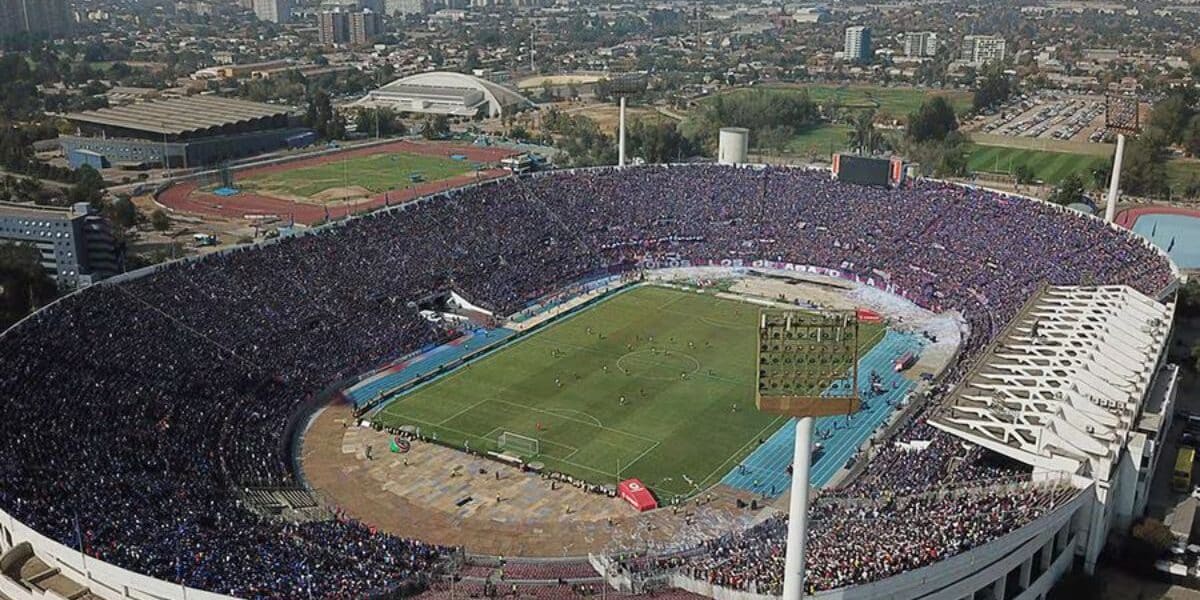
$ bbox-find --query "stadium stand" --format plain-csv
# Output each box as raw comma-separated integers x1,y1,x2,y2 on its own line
0,165,1176,599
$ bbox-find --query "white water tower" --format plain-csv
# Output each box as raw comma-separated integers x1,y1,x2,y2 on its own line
718,127,749,165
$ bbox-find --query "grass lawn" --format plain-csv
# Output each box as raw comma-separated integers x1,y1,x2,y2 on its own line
968,144,1108,184
793,84,974,119
781,123,852,158
239,152,474,198
375,285,883,499
1169,159,1200,194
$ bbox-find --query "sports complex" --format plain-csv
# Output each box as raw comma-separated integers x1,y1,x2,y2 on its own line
156,139,517,224
0,161,1185,600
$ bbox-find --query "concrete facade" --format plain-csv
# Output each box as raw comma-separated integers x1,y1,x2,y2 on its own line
0,202,118,288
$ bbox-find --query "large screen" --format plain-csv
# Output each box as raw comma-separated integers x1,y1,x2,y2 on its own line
835,154,893,187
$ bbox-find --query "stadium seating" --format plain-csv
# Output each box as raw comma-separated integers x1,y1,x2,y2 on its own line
0,165,1174,598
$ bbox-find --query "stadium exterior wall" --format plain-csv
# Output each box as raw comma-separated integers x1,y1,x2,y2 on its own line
669,481,1088,600
0,506,236,600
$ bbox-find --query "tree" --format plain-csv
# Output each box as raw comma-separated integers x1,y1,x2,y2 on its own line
907,96,959,143
1184,114,1200,157
0,242,57,330
422,114,450,140
1147,91,1197,144
67,165,105,208
628,120,696,163
355,107,404,138
105,196,138,230
1126,518,1176,574
1048,173,1086,205
150,209,170,232
847,109,885,156
973,64,1015,112
1012,163,1036,185
680,89,818,153
1121,132,1172,198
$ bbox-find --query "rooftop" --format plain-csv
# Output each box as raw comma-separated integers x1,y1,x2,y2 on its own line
65,96,293,136
931,285,1172,481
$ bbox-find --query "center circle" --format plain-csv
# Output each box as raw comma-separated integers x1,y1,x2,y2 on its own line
615,350,702,381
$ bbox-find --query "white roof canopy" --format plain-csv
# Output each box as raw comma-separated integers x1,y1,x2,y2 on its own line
932,285,1171,481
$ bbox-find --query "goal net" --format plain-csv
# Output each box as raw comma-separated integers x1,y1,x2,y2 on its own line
497,432,540,456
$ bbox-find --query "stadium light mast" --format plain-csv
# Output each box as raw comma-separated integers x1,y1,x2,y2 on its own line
607,73,647,167
1103,94,1140,223
756,310,861,600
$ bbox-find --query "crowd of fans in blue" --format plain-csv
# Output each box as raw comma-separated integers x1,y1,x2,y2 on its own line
0,165,1173,598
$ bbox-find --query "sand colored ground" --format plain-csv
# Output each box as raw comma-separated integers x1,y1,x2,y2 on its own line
301,404,777,557
518,74,605,90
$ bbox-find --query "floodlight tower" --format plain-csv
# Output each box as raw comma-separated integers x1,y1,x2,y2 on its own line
607,73,647,167
1103,94,1140,223
756,310,861,600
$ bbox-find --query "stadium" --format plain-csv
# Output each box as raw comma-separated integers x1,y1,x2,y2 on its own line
0,163,1182,600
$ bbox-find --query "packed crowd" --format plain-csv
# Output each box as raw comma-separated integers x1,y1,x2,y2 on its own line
0,165,1173,598
648,483,1076,594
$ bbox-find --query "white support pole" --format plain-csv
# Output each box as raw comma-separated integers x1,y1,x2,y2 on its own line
618,96,627,167
1104,133,1126,223
782,416,814,600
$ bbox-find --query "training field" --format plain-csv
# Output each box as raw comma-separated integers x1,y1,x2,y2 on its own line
968,144,1107,184
238,152,475,200
375,286,883,499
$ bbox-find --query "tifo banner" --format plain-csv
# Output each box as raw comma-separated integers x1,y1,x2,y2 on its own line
618,478,658,512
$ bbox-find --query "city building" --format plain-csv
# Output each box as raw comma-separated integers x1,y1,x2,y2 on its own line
0,202,118,288
252,0,289,23
317,10,348,44
384,0,425,15
904,31,938,58
0,0,72,38
347,9,381,44
60,96,307,169
355,71,532,118
844,26,872,63
962,35,1008,66
318,8,380,45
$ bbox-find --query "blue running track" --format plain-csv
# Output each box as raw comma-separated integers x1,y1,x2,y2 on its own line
720,330,924,497
344,328,515,407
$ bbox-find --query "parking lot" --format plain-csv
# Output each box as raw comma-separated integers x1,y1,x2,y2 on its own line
968,92,1111,143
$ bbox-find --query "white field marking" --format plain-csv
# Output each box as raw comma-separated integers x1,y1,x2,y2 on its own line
693,413,787,490
615,349,702,379
438,397,494,425
543,407,603,427
487,398,660,444
618,441,661,474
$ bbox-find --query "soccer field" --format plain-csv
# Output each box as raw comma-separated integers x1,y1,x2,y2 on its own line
967,144,1107,184
375,286,884,499
239,152,475,199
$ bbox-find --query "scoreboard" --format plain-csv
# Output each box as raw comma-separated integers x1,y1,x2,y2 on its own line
832,154,905,188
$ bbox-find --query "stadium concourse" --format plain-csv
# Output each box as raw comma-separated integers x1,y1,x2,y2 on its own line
0,164,1177,600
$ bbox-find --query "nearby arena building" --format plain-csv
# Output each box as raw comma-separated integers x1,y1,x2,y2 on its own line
59,96,312,169
354,71,532,118
0,164,1181,600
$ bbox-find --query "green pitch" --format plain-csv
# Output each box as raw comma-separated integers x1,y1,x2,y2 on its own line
968,144,1107,184
375,285,884,499
239,152,473,198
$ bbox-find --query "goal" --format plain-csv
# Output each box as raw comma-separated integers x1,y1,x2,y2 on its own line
497,432,540,456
